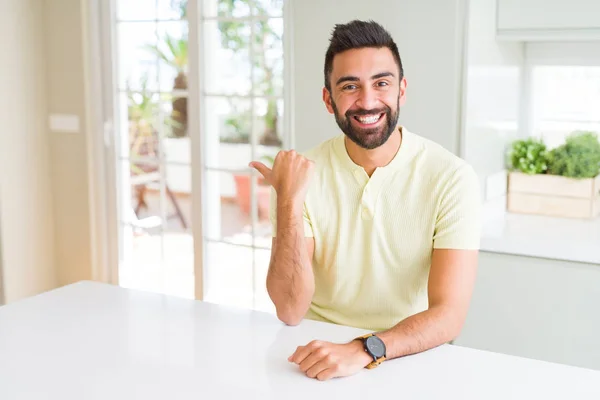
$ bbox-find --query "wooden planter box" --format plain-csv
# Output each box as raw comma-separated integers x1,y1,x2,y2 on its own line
507,172,600,219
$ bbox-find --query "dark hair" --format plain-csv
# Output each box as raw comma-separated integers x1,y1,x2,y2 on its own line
324,20,403,91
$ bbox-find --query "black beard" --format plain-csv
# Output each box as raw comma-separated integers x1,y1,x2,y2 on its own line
331,97,400,150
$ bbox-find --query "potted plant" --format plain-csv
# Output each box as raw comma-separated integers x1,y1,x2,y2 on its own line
217,2,283,147
506,131,600,219
144,0,188,138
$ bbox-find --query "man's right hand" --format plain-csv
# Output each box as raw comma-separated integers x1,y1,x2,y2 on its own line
249,150,314,210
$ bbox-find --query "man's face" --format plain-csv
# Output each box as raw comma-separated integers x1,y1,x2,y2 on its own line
323,47,406,150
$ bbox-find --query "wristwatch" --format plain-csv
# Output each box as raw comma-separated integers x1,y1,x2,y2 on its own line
356,333,386,369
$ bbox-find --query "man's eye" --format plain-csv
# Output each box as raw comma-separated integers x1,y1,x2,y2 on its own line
343,84,358,90
377,81,389,87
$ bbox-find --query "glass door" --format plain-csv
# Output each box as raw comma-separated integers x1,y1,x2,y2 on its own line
106,0,286,311
200,0,285,312
112,0,194,298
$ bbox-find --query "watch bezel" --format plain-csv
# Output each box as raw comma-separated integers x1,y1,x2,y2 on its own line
364,335,386,359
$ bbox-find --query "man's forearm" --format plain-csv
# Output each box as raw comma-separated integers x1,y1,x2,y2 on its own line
267,202,314,325
376,305,463,359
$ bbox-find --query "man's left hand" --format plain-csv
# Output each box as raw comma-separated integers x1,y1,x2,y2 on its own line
288,339,373,381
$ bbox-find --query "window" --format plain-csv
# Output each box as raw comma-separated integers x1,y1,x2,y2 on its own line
531,66,600,149
109,0,286,312
201,0,285,313
115,0,193,299
526,43,600,149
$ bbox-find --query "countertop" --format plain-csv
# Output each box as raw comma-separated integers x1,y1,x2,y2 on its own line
481,197,600,264
1,281,600,399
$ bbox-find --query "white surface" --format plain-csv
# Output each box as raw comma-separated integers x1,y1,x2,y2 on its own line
497,0,600,40
481,197,600,264
485,170,508,200
455,251,600,371
291,0,467,154
49,113,81,133
1,282,600,399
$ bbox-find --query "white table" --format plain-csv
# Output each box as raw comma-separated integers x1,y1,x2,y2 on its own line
1,282,599,399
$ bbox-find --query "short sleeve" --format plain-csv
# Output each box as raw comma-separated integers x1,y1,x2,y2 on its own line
432,164,482,249
269,188,314,238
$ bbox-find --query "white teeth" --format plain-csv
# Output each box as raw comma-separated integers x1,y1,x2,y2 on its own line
357,114,381,124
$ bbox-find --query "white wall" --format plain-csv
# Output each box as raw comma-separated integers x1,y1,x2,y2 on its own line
0,224,4,305
525,41,600,66
455,252,600,371
290,0,468,154
0,0,57,302
44,0,94,286
461,0,524,199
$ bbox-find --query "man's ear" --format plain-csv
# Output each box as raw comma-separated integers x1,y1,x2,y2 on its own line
322,87,334,114
399,77,408,107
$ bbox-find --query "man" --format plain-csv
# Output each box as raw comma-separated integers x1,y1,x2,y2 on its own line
250,20,481,381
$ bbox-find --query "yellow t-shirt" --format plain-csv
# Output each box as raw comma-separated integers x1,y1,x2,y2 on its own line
270,126,481,331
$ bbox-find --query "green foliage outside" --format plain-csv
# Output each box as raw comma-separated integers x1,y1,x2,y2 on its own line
139,0,282,145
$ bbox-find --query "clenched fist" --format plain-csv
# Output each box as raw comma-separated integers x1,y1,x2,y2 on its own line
249,150,314,210
288,339,372,381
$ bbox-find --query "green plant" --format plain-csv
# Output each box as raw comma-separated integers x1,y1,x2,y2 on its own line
139,0,283,144
507,137,548,174
127,77,181,170
143,0,188,138
547,131,600,178
145,36,188,74
222,107,252,143
144,34,189,138
127,77,157,150
217,0,282,147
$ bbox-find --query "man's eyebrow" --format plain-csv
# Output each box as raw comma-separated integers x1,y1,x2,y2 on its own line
336,75,359,86
371,72,394,80
335,72,395,86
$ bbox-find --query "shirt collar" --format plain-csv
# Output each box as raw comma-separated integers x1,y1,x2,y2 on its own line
332,126,414,173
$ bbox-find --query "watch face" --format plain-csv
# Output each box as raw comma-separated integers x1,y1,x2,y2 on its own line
365,336,386,358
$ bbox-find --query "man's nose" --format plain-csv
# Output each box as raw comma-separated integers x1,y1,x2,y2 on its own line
356,86,379,110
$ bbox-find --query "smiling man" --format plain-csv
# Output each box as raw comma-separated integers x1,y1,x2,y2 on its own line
250,20,481,380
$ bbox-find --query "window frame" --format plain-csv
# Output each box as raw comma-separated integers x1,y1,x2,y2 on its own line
522,42,600,145
84,0,294,307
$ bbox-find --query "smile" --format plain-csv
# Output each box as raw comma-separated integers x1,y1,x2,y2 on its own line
353,113,384,126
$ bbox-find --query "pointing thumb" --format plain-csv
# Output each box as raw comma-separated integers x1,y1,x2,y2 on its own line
249,161,272,181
